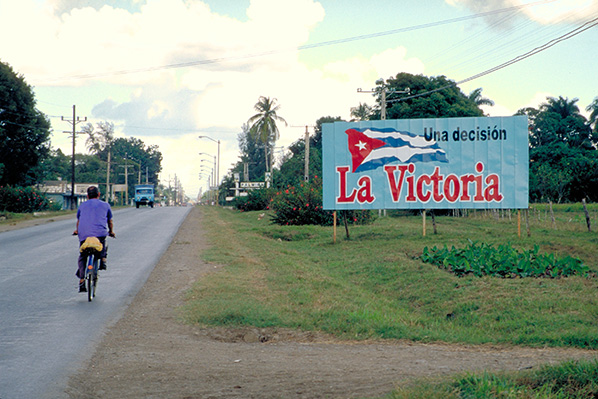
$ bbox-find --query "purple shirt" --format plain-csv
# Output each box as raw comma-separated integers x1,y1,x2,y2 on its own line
77,198,113,240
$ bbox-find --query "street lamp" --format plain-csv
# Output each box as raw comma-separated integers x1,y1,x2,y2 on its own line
200,159,215,187
198,136,220,186
199,152,217,187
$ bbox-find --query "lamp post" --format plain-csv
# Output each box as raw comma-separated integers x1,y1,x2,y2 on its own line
199,152,217,187
198,136,220,186
198,172,209,203
199,166,213,204
200,159,215,187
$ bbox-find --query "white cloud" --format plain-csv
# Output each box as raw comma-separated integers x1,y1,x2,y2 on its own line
446,0,598,25
2,0,427,197
370,47,425,80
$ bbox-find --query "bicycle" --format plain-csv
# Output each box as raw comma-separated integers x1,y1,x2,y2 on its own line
76,236,107,302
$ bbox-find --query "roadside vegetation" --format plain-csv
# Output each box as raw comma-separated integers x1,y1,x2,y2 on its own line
384,359,598,399
183,205,598,398
183,204,598,348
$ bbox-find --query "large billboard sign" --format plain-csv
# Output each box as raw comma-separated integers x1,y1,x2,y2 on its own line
322,116,528,210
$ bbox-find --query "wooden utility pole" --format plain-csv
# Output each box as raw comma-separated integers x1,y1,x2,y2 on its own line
291,125,315,182
303,125,310,182
118,152,133,206
357,86,409,217
61,105,87,209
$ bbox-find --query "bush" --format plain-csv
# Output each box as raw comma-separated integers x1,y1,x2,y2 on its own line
232,188,276,212
421,240,590,278
269,176,375,226
0,186,50,213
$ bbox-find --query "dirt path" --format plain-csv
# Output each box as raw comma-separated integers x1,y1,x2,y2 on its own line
65,207,597,399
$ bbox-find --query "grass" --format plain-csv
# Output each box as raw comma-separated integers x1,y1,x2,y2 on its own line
182,204,598,349
0,209,76,225
384,359,598,398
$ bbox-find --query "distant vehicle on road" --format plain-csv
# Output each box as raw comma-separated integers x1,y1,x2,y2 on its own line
134,184,154,208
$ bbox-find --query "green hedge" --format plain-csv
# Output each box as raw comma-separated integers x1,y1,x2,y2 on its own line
0,186,50,213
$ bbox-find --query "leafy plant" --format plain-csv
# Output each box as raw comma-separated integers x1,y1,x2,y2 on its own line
421,240,589,278
232,187,276,212
0,186,50,213
268,176,374,226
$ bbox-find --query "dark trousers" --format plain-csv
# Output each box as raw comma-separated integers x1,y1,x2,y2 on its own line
76,237,107,279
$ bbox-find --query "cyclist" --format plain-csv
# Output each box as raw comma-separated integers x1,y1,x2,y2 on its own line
73,186,115,292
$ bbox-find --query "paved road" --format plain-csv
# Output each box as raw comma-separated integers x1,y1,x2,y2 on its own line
0,206,192,399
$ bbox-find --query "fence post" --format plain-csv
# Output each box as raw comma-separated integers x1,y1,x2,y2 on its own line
582,198,591,232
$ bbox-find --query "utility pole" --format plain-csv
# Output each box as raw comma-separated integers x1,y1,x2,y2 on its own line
357,87,410,120
174,174,178,206
118,152,134,206
61,105,87,209
106,149,111,203
291,125,315,182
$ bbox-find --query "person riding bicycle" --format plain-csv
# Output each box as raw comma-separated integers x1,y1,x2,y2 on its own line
73,186,115,292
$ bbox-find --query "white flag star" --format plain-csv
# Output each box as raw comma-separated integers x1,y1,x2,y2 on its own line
355,141,367,151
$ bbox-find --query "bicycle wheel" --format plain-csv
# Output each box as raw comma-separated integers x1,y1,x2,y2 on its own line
91,267,97,299
87,273,93,301
86,255,95,302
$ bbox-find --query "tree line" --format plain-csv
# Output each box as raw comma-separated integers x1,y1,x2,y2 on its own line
2,57,597,209
0,60,164,207
230,72,598,205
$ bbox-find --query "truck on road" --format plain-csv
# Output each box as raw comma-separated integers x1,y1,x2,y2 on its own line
134,184,155,208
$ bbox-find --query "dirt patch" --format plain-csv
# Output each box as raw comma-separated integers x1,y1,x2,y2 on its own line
65,207,597,399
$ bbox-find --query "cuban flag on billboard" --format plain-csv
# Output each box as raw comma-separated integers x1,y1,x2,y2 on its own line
346,127,448,173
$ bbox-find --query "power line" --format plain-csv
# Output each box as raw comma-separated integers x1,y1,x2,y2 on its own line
45,0,556,81
386,16,598,104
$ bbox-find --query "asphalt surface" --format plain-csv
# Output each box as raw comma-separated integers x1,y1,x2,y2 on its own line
0,206,191,399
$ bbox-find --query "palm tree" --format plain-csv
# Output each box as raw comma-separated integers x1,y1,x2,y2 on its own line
468,88,494,107
83,121,115,201
541,96,580,118
350,103,372,121
586,97,598,133
247,96,287,173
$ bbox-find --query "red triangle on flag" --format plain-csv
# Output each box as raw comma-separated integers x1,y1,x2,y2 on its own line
346,129,387,172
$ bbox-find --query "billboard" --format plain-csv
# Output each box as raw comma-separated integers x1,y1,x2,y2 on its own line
322,116,528,210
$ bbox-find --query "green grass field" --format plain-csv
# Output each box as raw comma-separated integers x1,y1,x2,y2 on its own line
385,358,598,399
182,204,598,397
183,204,598,347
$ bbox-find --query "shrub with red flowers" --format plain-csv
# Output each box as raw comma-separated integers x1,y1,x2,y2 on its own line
0,186,50,213
269,176,375,226
232,188,276,212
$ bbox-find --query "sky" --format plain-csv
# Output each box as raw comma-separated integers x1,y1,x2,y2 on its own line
1,0,597,199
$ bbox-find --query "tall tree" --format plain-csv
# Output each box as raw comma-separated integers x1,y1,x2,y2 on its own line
586,96,598,134
542,96,580,119
235,123,266,182
35,148,70,182
370,73,484,120
0,61,51,186
540,96,594,149
83,121,115,200
350,103,372,121
247,96,287,173
110,137,163,200
275,116,343,188
468,87,495,107
520,96,598,202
